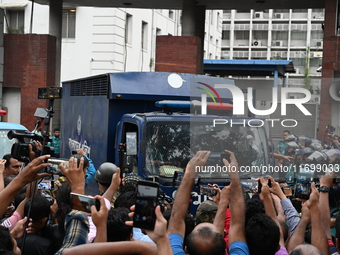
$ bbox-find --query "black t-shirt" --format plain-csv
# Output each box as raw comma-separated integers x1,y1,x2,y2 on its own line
16,232,56,255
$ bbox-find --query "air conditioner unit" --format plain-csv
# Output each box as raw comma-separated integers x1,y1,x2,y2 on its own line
316,41,323,47
311,95,320,102
222,51,230,58
275,13,283,19
253,40,262,46
274,41,283,47
254,11,264,19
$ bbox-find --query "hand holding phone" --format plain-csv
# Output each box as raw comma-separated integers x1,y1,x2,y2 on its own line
71,192,100,213
133,180,159,230
199,185,217,196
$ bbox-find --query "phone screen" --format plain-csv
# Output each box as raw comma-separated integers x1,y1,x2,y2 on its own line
133,181,159,230
71,193,100,213
241,180,260,193
199,185,217,196
173,171,184,186
294,182,311,200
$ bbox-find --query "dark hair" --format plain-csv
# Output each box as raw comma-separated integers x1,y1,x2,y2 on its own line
4,175,16,187
53,128,60,132
335,212,340,240
114,191,137,209
56,182,72,233
284,130,291,134
186,225,225,255
14,186,27,208
0,226,14,251
163,208,195,246
107,207,133,242
2,154,13,169
246,213,280,255
24,194,51,224
245,199,265,225
290,248,303,255
0,249,16,255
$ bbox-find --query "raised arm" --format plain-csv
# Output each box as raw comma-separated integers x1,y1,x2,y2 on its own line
0,159,6,192
268,176,300,235
223,150,247,245
319,171,336,240
102,168,121,203
0,155,51,216
167,150,210,237
287,202,311,253
213,186,230,235
307,182,329,255
259,178,285,247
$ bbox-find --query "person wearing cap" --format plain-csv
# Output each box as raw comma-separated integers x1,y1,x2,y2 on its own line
195,201,218,225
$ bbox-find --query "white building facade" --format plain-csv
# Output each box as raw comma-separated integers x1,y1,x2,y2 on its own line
221,8,324,102
1,1,222,82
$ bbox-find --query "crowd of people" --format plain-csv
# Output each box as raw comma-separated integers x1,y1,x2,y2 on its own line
0,131,340,255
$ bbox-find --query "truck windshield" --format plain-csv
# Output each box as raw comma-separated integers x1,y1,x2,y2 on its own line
145,121,269,178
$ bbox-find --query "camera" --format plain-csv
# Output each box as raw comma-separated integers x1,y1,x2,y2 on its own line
8,130,53,162
326,124,335,134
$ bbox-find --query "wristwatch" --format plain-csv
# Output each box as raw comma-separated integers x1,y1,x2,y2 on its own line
319,186,330,193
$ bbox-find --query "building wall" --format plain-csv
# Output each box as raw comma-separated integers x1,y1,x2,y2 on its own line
3,34,55,129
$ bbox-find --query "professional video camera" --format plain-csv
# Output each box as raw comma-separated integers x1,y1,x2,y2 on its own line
326,124,336,134
7,130,53,163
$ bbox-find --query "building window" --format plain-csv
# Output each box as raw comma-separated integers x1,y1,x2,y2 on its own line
291,31,307,40
235,31,249,40
272,31,289,40
253,31,268,40
62,9,76,39
169,10,174,19
5,9,24,33
142,21,148,50
125,14,132,44
222,31,230,40
156,28,161,36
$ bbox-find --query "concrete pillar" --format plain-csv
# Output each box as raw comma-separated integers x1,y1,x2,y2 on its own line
182,0,205,73
49,0,62,131
49,0,62,87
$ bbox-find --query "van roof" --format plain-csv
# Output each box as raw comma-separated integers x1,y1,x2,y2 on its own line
0,122,27,130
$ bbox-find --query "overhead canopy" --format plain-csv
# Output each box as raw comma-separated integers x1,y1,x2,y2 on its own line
203,59,295,77
30,0,324,10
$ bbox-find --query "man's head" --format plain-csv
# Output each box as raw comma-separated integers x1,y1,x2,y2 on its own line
53,128,60,138
107,207,133,242
185,223,225,255
245,213,280,255
2,154,22,177
283,130,290,139
0,226,20,254
290,244,323,255
195,201,218,225
24,194,51,232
